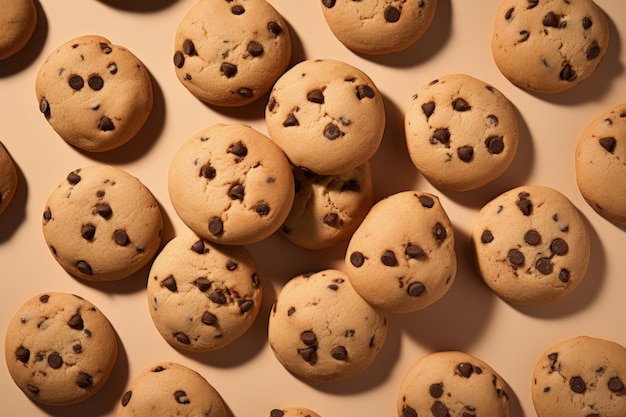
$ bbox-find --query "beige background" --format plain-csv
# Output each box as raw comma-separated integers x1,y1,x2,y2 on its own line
1,0,625,416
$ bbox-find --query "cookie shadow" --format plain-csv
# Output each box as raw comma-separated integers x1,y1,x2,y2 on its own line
96,0,179,12
0,0,47,77
507,383,527,417
0,155,28,243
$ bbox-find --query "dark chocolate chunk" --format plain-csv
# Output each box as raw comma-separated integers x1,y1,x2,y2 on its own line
99,42,112,54
608,376,624,393
419,195,435,208
228,142,248,159
331,346,348,360
251,273,260,288
247,41,263,57
431,401,449,417
570,376,586,393
231,5,245,14
69,75,84,90
543,12,560,27
226,260,238,271
350,251,365,267
356,84,375,100
431,128,450,145
422,101,436,119
98,116,115,131
200,163,217,179
121,391,132,406
457,362,474,378
95,203,112,218
433,222,447,241
508,249,524,266
270,410,285,417
67,171,82,185
174,390,190,404
452,98,471,111
238,87,253,98
381,250,398,266
76,372,93,388
81,224,96,240
524,229,541,245
16,346,30,363
68,314,84,330
505,7,514,20
76,260,93,275
175,333,191,345
173,51,185,68
384,6,401,23
457,146,474,162
73,344,82,353
323,212,339,226
220,62,238,78
40,294,50,303
195,278,211,292
599,137,616,153
108,63,118,74
210,290,227,304
267,21,283,37
287,307,296,316
550,238,568,255
402,405,418,417
254,201,270,216
191,240,205,254
430,383,443,398
239,299,254,313
307,89,325,104
582,17,593,29
527,0,538,9
283,113,299,127
161,275,178,292
47,352,63,369
88,75,104,91
39,97,50,116
114,230,129,246
481,230,494,244
324,123,342,140
487,114,499,126
587,41,601,60
208,217,224,235
407,282,425,297
202,311,218,326
519,30,530,42
559,269,571,283
516,192,532,215
536,257,553,275
560,63,577,82
298,346,316,363
228,184,245,200
301,330,317,346
405,244,425,258
486,136,504,154
183,39,195,55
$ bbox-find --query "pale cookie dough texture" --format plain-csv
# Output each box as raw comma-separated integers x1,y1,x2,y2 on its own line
42,165,163,281
35,34,153,152
320,0,437,55
268,269,388,382
279,162,374,250
575,103,626,225
531,336,626,417
168,123,295,245
265,58,386,176
0,0,37,60
268,408,322,417
115,362,228,417
173,0,292,107
492,0,610,93
405,74,519,191
0,141,18,216
147,232,262,352
4,292,118,406
345,191,457,314
397,351,510,417
471,185,590,306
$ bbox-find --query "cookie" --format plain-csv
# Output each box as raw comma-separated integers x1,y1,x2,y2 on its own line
397,351,510,417
575,103,626,225
320,0,437,55
168,123,295,245
471,185,591,306
0,141,18,216
0,0,37,60
115,362,228,417
404,74,519,191
147,231,262,352
4,292,118,406
267,269,388,382
531,336,626,417
268,408,321,417
279,162,374,250
35,34,153,152
173,0,291,107
265,58,386,176
491,0,610,93
42,165,164,281
345,191,457,314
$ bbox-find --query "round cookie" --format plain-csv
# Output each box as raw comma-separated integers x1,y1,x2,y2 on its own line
4,292,118,406
269,408,322,417
35,34,153,152
404,74,519,191
173,0,291,107
147,231,262,352
320,0,437,55
575,103,626,225
279,162,374,250
115,362,228,417
531,336,626,417
0,141,18,216
345,191,457,314
397,351,510,417
265,58,386,176
42,165,163,281
471,185,591,306
0,0,37,60
491,0,610,93
267,269,388,382
168,123,295,245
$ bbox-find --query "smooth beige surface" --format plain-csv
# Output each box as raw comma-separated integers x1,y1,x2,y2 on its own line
0,1,625,416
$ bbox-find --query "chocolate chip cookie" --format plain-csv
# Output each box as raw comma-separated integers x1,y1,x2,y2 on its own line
0,0,37,60
0,141,18,216
268,408,322,417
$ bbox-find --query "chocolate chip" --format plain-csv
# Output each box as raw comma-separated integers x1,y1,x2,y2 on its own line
95,203,112,219
121,391,132,406
183,39,195,55
331,346,348,360
322,0,335,8
550,238,568,255
67,171,82,185
175,333,191,345
81,224,96,240
226,260,238,271
153,366,165,372
431,401,449,417
247,40,263,57
487,114,499,126
114,230,129,246
570,376,586,393
433,222,447,241
608,376,624,393
238,87,253,98
516,192,532,215
519,30,530,42
452,98,471,111
43,208,52,222
108,63,117,74
228,184,245,200
267,21,283,37
39,97,50,117
419,195,435,208
350,251,365,267
324,123,342,140
431,128,450,145
298,346,316,363
202,311,218,326
587,41,601,60
220,62,238,78
76,372,93,388
174,390,190,404
422,101,435,119
251,273,260,288
481,230,494,244
173,51,185,68
200,163,217,179
457,146,474,162
384,6,401,22
47,352,62,369
323,213,339,226
76,261,93,275
287,307,296,316
583,17,593,29
505,7,514,20
381,250,398,266
524,229,541,245
239,300,254,313
99,42,112,54
88,75,104,91
231,5,245,14
69,75,84,90
430,383,443,398
208,217,224,235
559,269,571,282
98,116,115,131
402,406,418,417
254,202,270,216
486,136,504,154
283,113,299,127
457,362,474,378
40,294,50,303
536,257,553,275
356,84,375,100
543,12,560,27
73,344,82,353
527,0,538,9
161,275,177,292
210,289,227,304
191,240,205,254
508,249,524,266
16,346,30,363
560,63,577,82
307,89,325,104
599,137,616,153
407,282,425,297
195,278,211,292
301,330,317,345
406,244,425,258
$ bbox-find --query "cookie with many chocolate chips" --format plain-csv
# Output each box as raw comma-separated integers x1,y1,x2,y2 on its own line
42,165,163,281
265,58,386,175
147,231,262,352
4,292,118,406
471,185,590,305
575,103,626,225
531,336,626,417
320,0,437,55
279,162,374,250
345,191,457,314
0,0,37,60
0,141,18,216
115,362,228,417
168,123,295,245
397,351,510,417
35,35,153,152
492,0,610,93
173,0,291,107
268,269,388,382
268,408,322,417
405,74,519,191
